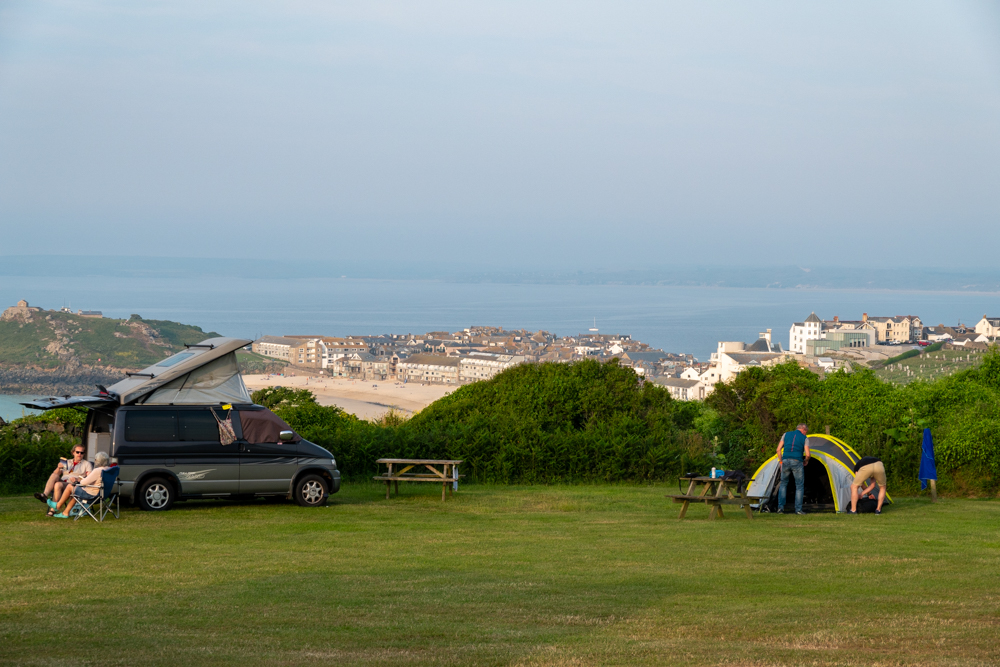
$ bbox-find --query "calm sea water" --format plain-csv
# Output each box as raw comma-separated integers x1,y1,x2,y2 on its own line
1,275,998,362
0,395,41,422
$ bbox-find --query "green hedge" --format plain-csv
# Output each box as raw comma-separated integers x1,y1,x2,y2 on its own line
705,345,1000,494
266,349,1000,494
257,360,714,483
0,409,86,495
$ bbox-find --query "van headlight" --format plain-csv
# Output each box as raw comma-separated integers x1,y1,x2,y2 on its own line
330,458,337,467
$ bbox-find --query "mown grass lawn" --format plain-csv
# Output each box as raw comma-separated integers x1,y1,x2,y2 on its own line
1,484,998,666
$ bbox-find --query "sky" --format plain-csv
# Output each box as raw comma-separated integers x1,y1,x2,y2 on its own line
0,1,998,273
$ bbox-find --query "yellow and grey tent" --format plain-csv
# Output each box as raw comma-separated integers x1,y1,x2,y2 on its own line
745,434,891,513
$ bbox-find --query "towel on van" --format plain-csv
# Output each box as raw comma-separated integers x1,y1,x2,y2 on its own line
211,408,237,446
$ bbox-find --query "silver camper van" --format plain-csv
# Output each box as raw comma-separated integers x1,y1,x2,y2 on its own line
23,337,341,511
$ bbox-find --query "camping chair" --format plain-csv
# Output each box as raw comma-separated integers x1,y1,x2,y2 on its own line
72,467,121,523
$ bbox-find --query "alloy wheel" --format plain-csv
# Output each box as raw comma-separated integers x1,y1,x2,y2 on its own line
145,483,170,509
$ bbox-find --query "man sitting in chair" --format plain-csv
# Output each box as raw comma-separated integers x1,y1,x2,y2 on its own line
35,445,92,507
49,452,111,519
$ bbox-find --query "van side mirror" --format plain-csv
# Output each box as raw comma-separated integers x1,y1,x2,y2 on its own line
279,430,295,442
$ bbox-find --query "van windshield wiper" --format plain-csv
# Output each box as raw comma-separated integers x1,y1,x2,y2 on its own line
125,372,155,378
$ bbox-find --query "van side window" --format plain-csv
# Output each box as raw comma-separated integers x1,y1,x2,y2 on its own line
179,410,221,442
125,411,178,442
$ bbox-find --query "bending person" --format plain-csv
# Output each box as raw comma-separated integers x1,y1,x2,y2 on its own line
50,452,110,518
35,445,92,508
849,456,887,514
776,423,810,515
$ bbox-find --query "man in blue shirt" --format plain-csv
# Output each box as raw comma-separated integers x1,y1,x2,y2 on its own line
776,423,810,515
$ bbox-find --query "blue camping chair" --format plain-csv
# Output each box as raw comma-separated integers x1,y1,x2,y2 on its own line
71,466,121,522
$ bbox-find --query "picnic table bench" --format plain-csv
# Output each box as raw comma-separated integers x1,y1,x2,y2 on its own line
374,459,463,501
666,476,765,520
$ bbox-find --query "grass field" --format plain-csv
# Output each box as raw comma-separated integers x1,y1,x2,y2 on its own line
873,348,987,385
2,485,999,666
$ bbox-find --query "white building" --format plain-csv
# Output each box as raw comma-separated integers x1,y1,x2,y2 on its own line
655,378,704,401
396,354,461,384
789,312,822,354
711,330,788,383
975,316,1000,340
252,336,300,361
458,352,526,383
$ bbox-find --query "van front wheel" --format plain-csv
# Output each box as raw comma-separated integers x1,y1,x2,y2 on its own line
295,475,328,507
138,477,175,511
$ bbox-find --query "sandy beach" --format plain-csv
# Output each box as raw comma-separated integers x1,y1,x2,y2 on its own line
243,374,454,420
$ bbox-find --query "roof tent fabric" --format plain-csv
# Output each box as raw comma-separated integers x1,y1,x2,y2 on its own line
240,409,301,444
140,353,252,405
745,434,890,513
107,337,252,405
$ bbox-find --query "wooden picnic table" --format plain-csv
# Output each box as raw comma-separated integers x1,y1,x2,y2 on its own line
374,459,463,501
666,476,764,520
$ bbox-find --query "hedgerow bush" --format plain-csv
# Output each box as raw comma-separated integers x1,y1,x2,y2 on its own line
253,351,1000,493
256,360,714,483
705,346,1000,494
0,408,86,495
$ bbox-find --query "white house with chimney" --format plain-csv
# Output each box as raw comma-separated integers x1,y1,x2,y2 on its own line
975,316,1000,340
789,312,823,354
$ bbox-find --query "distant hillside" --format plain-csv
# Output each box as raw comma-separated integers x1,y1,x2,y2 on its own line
0,306,222,394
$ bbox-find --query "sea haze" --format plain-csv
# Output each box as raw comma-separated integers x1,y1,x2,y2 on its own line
1,272,997,360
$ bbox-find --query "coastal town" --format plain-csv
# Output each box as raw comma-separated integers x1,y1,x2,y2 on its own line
3,297,998,408
249,312,1000,401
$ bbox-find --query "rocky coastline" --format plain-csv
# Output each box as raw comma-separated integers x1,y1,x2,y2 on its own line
0,365,127,396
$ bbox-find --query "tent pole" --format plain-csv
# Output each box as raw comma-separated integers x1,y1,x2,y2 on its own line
929,479,937,503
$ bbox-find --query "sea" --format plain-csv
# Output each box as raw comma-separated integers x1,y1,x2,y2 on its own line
0,395,41,423
0,274,998,417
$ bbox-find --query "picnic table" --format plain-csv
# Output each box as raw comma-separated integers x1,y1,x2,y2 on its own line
666,476,764,520
374,459,463,501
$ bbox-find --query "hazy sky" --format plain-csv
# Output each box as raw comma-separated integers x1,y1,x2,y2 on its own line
1,1,998,271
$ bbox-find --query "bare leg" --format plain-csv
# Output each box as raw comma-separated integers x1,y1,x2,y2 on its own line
53,481,66,502
876,486,887,512
850,484,860,512
61,497,77,516
55,485,75,512
43,469,62,497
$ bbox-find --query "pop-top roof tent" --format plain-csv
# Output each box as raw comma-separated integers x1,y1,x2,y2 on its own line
745,434,892,513
23,337,253,410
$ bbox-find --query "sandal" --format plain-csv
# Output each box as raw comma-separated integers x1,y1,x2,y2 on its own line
46,508,57,517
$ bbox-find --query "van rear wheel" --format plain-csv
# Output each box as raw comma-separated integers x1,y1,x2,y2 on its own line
137,477,175,511
294,474,328,507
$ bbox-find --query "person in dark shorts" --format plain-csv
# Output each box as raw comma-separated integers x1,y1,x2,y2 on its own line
776,423,811,515
35,445,91,508
850,456,887,514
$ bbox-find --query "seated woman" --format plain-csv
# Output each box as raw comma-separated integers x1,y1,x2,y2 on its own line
49,452,110,518
36,445,92,508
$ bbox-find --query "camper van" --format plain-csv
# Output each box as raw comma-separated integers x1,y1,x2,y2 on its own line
22,337,341,511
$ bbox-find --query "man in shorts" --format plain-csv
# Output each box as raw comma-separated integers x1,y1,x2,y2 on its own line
850,456,887,514
35,445,92,507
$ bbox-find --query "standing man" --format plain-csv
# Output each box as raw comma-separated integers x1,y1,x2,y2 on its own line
35,445,92,507
849,456,887,514
776,424,810,515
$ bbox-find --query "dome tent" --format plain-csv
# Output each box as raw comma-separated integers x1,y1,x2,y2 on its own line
745,434,891,513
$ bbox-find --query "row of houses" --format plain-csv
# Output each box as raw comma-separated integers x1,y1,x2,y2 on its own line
789,313,1000,356
251,327,692,384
